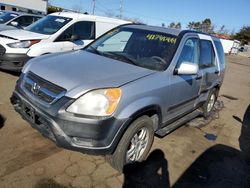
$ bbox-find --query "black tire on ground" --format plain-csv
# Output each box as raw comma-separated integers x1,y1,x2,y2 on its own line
106,115,154,172
202,88,218,118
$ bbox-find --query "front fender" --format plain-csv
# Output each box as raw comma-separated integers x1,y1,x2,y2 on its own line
27,42,57,57
27,43,45,57
116,96,163,124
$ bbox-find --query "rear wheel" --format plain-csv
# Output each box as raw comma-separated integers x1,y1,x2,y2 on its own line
106,116,154,172
202,89,218,118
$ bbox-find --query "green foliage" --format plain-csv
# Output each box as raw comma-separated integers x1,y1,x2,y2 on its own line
187,18,213,33
47,6,63,14
168,22,182,29
233,26,250,45
168,22,175,28
175,22,181,29
201,18,212,33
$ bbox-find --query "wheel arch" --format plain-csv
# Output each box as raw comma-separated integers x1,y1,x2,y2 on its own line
128,105,162,131
213,84,221,98
109,105,162,154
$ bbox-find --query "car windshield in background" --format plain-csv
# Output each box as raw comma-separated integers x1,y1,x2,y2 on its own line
86,27,178,71
25,15,72,35
0,12,19,24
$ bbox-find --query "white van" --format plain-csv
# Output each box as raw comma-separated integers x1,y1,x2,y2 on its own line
0,12,130,71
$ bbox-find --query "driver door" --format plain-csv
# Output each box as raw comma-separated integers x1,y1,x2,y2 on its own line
72,21,96,50
166,37,201,121
54,23,75,52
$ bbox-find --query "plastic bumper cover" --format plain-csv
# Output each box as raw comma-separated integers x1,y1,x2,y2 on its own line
10,90,129,155
0,53,31,71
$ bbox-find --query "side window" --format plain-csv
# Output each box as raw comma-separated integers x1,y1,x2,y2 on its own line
200,40,215,68
33,16,41,22
214,40,225,65
11,16,34,27
74,21,95,40
56,24,74,41
177,38,199,67
56,21,95,42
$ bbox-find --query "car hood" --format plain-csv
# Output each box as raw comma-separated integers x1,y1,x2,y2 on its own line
0,24,16,31
23,50,156,98
0,29,49,40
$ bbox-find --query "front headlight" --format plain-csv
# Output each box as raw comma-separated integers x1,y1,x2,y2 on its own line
67,88,122,116
7,40,40,48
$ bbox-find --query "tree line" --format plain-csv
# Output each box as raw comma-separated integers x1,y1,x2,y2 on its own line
166,18,249,45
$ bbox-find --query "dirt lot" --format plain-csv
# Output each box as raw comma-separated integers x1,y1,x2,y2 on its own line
0,55,250,188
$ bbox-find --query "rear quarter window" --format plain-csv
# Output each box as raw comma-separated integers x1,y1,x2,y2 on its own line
214,40,225,65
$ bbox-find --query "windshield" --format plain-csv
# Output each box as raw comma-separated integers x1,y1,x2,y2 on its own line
25,15,72,35
86,27,178,71
0,12,19,24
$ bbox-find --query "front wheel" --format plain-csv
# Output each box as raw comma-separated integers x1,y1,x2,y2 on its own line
202,89,218,118
106,116,154,172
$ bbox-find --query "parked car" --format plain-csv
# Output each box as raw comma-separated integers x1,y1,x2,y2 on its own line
0,11,42,31
11,24,226,171
0,12,130,71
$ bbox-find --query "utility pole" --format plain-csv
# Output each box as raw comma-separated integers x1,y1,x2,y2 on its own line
92,0,96,15
119,0,123,18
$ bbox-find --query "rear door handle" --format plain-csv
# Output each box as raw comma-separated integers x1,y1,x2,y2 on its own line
214,70,219,74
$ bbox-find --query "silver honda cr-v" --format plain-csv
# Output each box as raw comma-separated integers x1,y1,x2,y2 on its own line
11,24,226,171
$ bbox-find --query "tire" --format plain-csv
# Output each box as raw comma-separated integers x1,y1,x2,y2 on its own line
106,115,154,172
202,89,218,118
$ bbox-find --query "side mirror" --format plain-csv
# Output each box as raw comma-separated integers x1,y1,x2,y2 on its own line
176,62,198,75
70,34,80,42
10,21,19,27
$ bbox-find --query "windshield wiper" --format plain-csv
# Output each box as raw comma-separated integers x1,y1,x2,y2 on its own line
86,48,137,65
107,52,137,65
87,46,102,55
